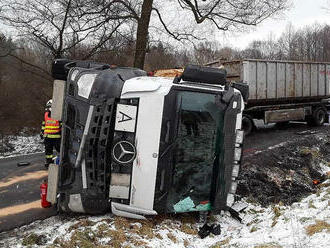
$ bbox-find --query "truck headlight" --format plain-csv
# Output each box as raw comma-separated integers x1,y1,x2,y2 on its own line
77,73,97,99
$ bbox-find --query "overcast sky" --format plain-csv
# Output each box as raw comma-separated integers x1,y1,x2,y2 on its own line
216,0,330,49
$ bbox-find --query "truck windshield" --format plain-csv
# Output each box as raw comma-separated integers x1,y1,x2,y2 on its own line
167,90,224,213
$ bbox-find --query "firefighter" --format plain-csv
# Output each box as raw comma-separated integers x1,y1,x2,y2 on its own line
41,100,61,168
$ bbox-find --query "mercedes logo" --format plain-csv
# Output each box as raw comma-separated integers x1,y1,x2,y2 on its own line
112,140,136,164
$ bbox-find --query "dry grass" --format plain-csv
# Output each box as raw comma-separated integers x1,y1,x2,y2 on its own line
273,206,281,218
113,217,131,230
248,209,265,214
179,213,197,224
184,239,190,247
254,243,282,248
180,223,198,235
167,232,177,243
308,200,316,209
305,220,330,236
150,214,171,226
210,238,231,248
95,223,110,238
155,233,163,240
300,217,311,223
247,218,261,226
107,229,127,248
48,214,200,248
130,238,148,248
299,147,320,158
271,206,281,227
22,233,46,246
68,219,96,232
318,182,330,188
271,220,278,228
53,228,97,248
250,226,258,233
136,222,154,239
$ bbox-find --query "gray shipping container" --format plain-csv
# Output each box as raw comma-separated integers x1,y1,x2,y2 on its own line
207,59,330,103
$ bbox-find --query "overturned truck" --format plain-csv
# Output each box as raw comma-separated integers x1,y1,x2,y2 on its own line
49,60,247,219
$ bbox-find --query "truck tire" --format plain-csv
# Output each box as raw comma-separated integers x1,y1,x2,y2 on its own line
311,107,327,126
242,115,254,136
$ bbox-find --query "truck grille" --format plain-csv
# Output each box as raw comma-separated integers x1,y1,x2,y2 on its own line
85,99,115,192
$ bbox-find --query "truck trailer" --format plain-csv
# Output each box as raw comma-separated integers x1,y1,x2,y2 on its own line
206,59,330,134
49,60,246,220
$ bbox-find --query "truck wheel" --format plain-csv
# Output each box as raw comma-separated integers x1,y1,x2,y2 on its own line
242,115,254,136
312,107,326,126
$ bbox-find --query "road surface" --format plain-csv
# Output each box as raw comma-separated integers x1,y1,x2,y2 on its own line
0,121,328,233
244,121,329,152
0,153,57,233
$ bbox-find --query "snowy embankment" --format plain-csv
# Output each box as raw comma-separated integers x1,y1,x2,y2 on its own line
0,134,44,159
1,179,329,248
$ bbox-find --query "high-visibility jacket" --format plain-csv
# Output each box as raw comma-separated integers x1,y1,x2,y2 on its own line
42,111,61,138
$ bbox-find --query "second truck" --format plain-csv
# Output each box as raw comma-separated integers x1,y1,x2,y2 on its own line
207,59,330,134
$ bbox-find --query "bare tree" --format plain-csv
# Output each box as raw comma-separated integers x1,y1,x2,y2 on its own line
1,0,290,70
0,0,128,60
80,0,290,69
240,23,330,62
138,0,289,69
193,41,221,65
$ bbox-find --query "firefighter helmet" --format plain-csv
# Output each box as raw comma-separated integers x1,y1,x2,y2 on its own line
46,99,52,111
46,99,52,108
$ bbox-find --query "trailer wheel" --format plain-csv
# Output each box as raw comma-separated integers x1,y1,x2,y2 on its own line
312,107,327,126
242,115,254,136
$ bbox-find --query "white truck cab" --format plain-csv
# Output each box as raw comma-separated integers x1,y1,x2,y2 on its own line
51,60,246,219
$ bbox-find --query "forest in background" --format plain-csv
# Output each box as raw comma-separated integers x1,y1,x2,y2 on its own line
1,22,330,134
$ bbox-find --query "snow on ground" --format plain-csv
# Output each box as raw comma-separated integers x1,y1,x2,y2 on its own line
1,179,329,248
0,134,44,159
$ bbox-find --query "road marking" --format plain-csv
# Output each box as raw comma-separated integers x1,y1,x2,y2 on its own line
0,200,40,217
0,170,48,189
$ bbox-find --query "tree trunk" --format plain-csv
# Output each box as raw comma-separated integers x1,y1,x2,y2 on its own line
134,0,153,69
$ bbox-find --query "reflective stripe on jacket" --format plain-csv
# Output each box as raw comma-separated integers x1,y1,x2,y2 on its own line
43,111,61,138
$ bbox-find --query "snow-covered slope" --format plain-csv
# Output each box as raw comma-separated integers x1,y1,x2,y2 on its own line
1,178,329,248
0,135,44,159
